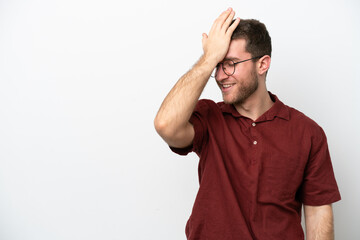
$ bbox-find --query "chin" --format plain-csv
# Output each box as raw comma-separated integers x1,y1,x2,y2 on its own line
223,97,233,104
222,95,237,105
222,93,246,105
222,94,231,104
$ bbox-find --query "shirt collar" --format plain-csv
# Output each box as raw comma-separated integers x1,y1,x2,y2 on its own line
219,92,290,121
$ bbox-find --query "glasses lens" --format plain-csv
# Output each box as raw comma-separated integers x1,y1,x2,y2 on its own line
211,60,236,78
223,60,235,76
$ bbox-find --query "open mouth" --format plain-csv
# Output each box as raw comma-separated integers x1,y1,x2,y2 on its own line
220,83,235,92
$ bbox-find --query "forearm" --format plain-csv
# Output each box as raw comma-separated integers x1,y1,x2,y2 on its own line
154,55,216,136
305,205,334,240
154,8,239,146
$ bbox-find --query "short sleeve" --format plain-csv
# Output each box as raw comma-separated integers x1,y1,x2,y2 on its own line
298,126,341,206
169,100,211,156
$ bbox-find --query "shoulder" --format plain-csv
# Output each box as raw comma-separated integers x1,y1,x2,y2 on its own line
196,99,219,107
287,105,326,138
195,99,223,113
191,99,230,123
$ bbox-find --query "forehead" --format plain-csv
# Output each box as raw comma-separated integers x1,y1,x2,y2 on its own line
225,39,250,60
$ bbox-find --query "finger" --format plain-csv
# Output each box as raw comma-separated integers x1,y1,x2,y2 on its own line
222,10,236,32
217,8,233,29
210,8,232,33
202,33,208,46
226,17,240,36
217,7,232,22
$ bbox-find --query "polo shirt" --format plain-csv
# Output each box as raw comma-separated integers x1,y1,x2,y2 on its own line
170,92,341,240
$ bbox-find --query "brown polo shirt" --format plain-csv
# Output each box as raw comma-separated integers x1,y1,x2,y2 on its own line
170,92,341,240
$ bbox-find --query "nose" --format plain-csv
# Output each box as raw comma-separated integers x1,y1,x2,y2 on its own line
215,66,229,82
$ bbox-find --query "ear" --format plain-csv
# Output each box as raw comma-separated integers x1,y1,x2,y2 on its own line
257,55,271,76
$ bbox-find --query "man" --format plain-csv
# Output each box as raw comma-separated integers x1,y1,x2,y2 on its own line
154,8,341,240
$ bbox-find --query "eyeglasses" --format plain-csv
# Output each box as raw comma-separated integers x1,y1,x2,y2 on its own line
211,55,263,78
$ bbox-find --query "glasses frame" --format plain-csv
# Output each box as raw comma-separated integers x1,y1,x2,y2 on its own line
212,55,264,78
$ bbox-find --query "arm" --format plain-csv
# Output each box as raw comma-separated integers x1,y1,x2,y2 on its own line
154,8,240,148
304,204,334,240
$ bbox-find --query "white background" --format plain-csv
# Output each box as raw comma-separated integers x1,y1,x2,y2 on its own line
0,0,359,239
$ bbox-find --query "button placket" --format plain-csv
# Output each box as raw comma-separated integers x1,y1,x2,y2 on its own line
249,121,260,165
250,122,258,145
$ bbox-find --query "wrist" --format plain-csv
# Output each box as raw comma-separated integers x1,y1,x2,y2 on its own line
199,54,219,70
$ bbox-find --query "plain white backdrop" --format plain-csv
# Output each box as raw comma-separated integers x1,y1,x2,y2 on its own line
0,0,359,239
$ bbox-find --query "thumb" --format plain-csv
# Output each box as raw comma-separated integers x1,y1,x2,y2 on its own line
202,33,208,45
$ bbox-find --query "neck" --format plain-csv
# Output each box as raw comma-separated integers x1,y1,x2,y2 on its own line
234,85,274,121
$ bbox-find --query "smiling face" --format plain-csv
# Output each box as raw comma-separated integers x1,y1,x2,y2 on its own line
216,39,260,105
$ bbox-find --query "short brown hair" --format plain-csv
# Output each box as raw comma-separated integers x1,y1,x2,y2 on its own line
231,19,272,59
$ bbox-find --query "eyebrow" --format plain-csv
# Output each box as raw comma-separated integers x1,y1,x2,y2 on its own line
224,57,242,61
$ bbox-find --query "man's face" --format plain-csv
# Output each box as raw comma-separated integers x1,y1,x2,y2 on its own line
216,39,259,105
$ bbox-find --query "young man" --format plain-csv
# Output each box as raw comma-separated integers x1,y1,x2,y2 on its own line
154,8,341,240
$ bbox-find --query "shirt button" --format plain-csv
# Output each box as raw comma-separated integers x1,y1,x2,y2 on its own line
253,141,257,145
252,123,256,127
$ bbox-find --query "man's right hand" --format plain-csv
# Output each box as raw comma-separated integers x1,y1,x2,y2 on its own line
154,8,240,149
202,8,240,65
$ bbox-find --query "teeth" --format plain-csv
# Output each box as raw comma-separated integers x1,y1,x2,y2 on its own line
223,84,232,88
